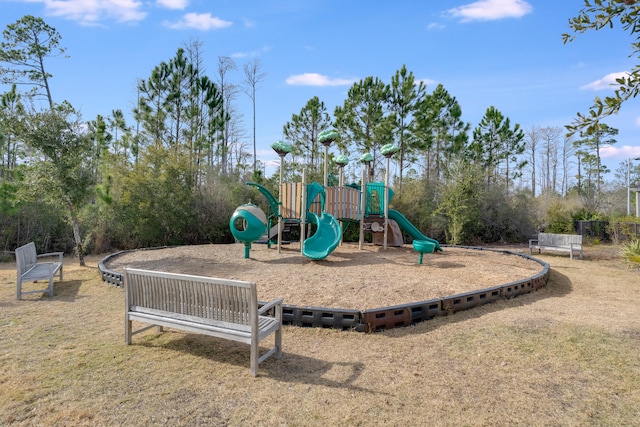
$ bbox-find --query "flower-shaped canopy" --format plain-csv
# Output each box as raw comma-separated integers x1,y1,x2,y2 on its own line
335,154,349,167
318,129,339,146
271,140,293,157
381,144,399,158
359,152,374,163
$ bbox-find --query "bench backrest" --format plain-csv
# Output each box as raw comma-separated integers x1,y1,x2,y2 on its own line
539,233,582,246
124,268,258,331
16,242,37,276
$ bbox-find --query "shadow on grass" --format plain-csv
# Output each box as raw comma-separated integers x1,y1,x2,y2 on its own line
139,333,379,394
54,279,83,301
3,278,83,303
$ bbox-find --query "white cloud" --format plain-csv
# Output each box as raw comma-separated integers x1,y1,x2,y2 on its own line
427,22,445,31
34,0,147,24
600,145,640,159
230,46,271,59
285,73,356,87
417,78,437,86
156,0,189,10
580,71,630,91
165,13,232,30
448,0,533,22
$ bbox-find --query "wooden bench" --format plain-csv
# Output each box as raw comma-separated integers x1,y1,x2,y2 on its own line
15,242,64,300
124,268,283,377
529,232,583,260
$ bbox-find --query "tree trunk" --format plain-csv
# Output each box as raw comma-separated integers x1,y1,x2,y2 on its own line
71,212,85,266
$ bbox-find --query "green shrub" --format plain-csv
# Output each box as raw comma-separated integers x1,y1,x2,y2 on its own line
545,202,575,234
620,239,640,265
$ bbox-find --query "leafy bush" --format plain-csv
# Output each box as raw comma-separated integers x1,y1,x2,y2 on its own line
620,239,640,265
572,208,603,221
545,201,575,234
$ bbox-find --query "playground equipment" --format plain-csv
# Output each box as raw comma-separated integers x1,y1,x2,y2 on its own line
230,133,441,262
235,175,442,262
412,240,436,264
229,204,267,258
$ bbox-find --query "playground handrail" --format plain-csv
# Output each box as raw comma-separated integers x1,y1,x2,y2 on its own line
246,182,280,219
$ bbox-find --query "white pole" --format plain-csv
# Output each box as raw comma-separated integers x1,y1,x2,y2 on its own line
384,156,390,250
339,166,344,246
359,164,366,250
277,155,284,253
636,191,640,218
628,158,631,216
323,144,329,188
301,168,307,255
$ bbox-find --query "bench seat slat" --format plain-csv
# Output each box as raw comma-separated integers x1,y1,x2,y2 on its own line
22,263,62,281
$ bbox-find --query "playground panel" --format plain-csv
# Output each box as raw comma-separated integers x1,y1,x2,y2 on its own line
324,187,360,220
281,183,361,221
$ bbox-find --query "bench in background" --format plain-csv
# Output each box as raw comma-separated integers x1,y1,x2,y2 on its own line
529,232,583,260
15,242,64,300
124,268,283,377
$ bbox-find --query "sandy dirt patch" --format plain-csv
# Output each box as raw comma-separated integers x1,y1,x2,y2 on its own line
105,242,543,311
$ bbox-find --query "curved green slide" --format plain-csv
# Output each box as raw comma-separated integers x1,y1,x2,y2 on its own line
302,182,342,260
388,209,443,252
303,211,342,260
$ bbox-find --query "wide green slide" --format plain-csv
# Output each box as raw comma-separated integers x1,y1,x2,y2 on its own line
302,182,342,260
302,211,342,260
387,209,442,252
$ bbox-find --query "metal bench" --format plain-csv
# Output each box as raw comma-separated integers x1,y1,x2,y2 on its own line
529,233,583,260
15,242,64,299
124,268,283,377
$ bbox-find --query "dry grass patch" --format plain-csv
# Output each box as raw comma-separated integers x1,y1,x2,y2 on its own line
1,244,639,426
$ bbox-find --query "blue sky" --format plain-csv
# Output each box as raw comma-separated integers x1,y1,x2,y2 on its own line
2,0,640,180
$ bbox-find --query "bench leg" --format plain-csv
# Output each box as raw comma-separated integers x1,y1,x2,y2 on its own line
275,327,282,359
48,276,54,297
16,277,22,300
125,315,132,345
250,343,259,377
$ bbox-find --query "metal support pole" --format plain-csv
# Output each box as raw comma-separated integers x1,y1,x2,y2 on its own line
300,168,307,255
628,158,631,216
323,144,329,188
277,155,284,254
384,156,390,250
339,166,344,246
359,165,367,250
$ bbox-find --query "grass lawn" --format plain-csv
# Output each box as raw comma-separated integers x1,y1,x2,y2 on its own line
1,245,639,426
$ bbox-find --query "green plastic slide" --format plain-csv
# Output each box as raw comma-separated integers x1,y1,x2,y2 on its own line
387,209,442,252
301,182,342,260
302,211,342,260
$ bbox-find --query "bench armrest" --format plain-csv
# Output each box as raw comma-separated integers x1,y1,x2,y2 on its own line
528,239,538,246
259,298,284,315
38,252,64,263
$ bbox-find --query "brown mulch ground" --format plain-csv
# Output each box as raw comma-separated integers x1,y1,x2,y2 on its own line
105,242,543,311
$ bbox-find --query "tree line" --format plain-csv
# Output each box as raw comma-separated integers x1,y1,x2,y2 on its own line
1,11,640,263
